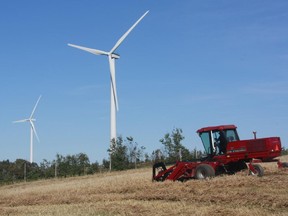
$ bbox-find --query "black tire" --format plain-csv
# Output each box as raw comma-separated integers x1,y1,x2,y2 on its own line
249,164,264,177
152,162,167,181
195,164,215,180
282,162,288,168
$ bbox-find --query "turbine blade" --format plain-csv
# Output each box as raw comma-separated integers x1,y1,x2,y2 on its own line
110,10,149,54
68,43,109,56
13,119,29,123
30,121,40,142
30,95,42,119
108,56,119,111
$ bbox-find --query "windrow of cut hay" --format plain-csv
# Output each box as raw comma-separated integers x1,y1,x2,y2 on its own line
0,157,288,216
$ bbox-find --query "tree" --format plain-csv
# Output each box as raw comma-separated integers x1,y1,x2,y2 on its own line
27,162,41,180
88,161,100,174
0,160,14,183
40,159,54,178
281,147,288,156
126,136,146,168
159,128,191,163
102,158,110,170
191,147,203,159
54,153,91,177
13,159,27,180
109,136,129,170
74,153,90,175
151,149,165,162
56,153,68,177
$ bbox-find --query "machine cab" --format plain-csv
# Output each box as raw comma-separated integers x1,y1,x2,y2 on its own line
197,125,240,156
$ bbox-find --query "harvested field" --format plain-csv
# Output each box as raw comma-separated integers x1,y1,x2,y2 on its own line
1,155,288,216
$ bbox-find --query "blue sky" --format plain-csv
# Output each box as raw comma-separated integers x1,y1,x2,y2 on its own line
0,1,287,164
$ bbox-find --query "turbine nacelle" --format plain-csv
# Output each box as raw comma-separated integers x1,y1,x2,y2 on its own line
111,53,120,59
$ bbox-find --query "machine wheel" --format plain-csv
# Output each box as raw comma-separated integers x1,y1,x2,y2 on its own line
282,162,288,168
195,164,215,180
249,164,264,177
152,162,167,181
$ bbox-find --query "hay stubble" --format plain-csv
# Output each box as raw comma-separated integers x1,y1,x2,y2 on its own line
1,157,288,216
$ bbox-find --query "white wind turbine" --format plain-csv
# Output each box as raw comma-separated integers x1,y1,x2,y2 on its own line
13,95,41,163
68,11,149,153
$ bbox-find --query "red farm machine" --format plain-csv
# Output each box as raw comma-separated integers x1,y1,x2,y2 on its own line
153,125,287,181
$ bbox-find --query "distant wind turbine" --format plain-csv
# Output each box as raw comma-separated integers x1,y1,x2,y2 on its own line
13,95,41,163
68,11,149,155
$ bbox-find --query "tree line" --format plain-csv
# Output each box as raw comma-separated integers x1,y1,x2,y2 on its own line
0,128,204,184
0,153,98,184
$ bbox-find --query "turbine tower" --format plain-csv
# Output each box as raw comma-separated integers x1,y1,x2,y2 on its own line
13,95,41,163
68,11,149,156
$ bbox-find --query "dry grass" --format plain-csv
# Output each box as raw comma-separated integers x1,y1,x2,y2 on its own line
1,156,288,216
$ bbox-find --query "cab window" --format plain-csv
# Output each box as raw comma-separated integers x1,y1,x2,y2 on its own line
199,132,212,155
225,129,239,142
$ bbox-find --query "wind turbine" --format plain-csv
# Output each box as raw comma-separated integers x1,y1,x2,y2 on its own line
13,95,41,163
68,11,149,152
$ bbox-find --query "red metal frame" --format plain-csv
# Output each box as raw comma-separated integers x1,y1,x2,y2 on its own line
197,125,237,133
